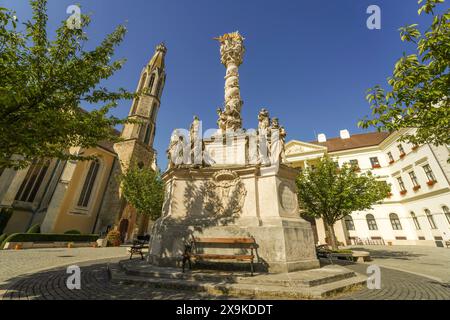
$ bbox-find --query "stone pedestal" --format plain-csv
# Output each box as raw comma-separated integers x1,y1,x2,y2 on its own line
148,164,319,273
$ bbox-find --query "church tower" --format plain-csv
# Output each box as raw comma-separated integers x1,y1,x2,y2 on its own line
94,43,167,240
117,43,167,170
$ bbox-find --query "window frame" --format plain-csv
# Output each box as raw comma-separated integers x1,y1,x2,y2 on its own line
410,211,421,230
443,206,450,225
408,171,420,188
75,159,101,212
424,209,437,229
344,215,355,231
422,164,436,183
366,214,378,230
397,176,406,192
15,159,50,203
389,213,403,230
370,157,380,168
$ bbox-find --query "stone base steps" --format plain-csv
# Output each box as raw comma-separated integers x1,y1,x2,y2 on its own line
108,261,367,299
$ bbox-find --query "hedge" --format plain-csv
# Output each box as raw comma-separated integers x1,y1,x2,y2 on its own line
26,224,41,234
64,229,81,235
0,208,13,234
2,233,99,244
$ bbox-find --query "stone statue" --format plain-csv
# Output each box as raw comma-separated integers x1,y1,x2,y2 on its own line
269,118,285,166
167,130,186,169
214,31,245,131
216,108,227,132
190,116,202,165
257,108,271,165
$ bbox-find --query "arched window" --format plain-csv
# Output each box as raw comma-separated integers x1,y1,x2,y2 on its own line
443,206,450,225
424,209,437,229
131,97,140,115
15,159,50,203
143,124,152,145
389,213,402,230
156,78,163,97
148,73,156,92
138,73,147,92
344,215,355,231
77,160,100,208
410,212,421,230
366,214,378,230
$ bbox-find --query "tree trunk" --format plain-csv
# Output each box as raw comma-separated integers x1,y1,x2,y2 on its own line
137,214,149,236
325,222,338,251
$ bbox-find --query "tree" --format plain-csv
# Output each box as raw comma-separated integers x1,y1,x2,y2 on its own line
296,157,390,250
119,163,164,233
0,0,134,169
359,0,449,147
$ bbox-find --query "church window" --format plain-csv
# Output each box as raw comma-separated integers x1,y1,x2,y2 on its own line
131,97,140,115
77,160,100,208
138,73,147,92
148,73,156,92
144,124,152,145
15,159,50,203
389,213,402,230
156,78,163,96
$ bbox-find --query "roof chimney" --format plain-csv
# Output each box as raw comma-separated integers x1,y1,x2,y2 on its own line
340,129,350,139
318,133,327,143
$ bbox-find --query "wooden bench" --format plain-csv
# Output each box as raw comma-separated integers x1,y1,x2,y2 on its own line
129,235,150,260
445,241,450,248
182,237,257,276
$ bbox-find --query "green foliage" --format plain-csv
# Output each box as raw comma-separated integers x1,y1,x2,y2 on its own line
0,233,8,249
2,233,99,245
296,156,390,249
0,208,13,234
106,229,121,247
119,163,164,221
0,0,135,169
64,229,81,235
359,0,449,147
26,224,41,234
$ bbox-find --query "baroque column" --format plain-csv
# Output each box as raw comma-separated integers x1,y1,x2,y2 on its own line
214,31,245,132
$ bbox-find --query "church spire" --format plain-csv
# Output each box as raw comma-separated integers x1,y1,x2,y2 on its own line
121,43,167,149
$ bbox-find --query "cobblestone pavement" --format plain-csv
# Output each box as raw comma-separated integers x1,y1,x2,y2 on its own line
1,257,449,300
0,247,128,283
334,261,450,300
344,245,450,283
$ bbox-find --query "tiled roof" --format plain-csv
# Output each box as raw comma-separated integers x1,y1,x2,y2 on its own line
310,131,391,152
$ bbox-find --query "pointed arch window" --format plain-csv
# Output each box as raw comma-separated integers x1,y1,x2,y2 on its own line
131,97,140,115
77,160,100,208
156,78,163,97
366,214,378,230
143,124,152,145
138,73,147,93
15,159,50,203
389,213,402,230
148,73,156,92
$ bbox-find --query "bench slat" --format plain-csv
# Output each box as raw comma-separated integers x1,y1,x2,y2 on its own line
193,254,254,260
193,237,255,244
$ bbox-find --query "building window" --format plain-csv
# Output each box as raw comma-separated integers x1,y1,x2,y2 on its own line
370,157,380,168
408,171,420,189
77,160,100,208
443,206,450,225
15,159,50,203
387,152,394,163
148,73,156,92
349,159,359,171
150,103,158,121
410,212,421,230
422,164,436,183
156,79,163,97
143,124,152,145
397,177,406,193
344,215,355,231
138,72,147,92
366,214,378,230
397,144,405,157
131,97,140,115
424,209,437,229
389,213,402,230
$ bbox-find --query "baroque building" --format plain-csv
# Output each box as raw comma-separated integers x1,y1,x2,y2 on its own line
0,44,167,241
285,128,450,247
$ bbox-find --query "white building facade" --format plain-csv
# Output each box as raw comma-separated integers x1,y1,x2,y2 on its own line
285,129,450,247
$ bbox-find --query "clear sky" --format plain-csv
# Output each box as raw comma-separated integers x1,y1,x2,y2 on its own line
1,0,442,168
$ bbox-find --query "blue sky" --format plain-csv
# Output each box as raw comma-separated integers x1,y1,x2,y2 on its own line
1,0,442,168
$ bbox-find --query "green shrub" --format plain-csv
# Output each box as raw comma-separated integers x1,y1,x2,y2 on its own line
2,233,99,246
0,208,13,234
26,224,41,234
0,233,8,249
64,229,81,235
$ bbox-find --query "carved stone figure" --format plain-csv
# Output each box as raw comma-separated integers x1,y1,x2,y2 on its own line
189,116,202,165
167,130,186,169
269,118,286,166
216,108,227,132
214,31,245,131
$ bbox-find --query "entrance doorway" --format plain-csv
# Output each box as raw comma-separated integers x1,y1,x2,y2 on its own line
118,219,129,244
